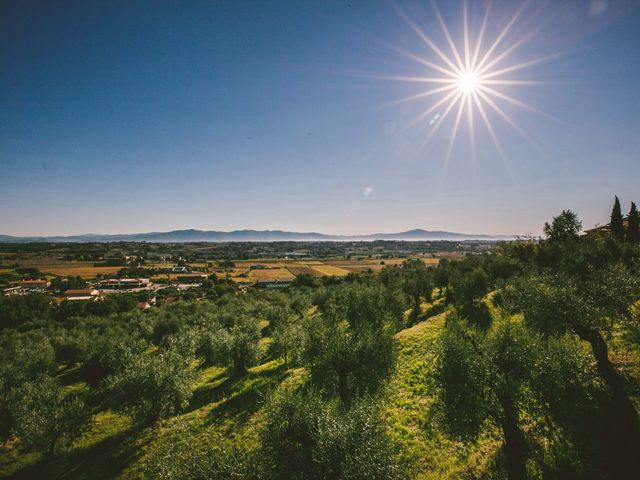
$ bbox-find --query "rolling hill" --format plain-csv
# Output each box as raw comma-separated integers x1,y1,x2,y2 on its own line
0,229,514,243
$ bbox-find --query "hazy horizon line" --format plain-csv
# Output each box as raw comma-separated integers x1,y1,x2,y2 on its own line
0,226,526,239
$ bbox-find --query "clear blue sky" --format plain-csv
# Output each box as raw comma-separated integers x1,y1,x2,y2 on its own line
2,0,639,236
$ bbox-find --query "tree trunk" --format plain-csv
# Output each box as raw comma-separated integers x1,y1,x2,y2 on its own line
233,357,247,376
574,325,639,422
298,431,314,469
498,393,528,480
337,365,350,409
409,295,420,325
573,324,640,476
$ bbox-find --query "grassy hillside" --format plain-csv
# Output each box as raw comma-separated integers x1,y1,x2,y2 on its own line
2,303,455,479
2,283,639,478
386,311,500,479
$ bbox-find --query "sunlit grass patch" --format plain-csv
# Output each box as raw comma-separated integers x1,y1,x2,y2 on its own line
387,312,501,479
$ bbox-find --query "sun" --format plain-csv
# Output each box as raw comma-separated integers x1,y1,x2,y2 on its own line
456,70,481,94
377,0,550,159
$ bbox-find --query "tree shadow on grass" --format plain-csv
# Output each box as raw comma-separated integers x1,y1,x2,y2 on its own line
458,302,492,331
57,364,85,387
7,423,150,480
186,374,236,413
204,378,273,431
416,300,446,325
184,362,287,432
187,362,286,415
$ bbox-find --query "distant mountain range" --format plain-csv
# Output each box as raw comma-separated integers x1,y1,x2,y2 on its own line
0,229,514,243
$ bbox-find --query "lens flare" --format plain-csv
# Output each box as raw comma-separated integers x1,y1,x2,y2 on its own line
379,0,552,160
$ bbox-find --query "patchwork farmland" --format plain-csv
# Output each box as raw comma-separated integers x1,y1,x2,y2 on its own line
0,241,474,294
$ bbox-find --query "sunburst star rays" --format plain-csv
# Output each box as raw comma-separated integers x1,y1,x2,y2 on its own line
383,0,553,160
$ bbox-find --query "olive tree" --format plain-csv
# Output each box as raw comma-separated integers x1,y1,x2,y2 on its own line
433,316,537,480
81,335,148,387
225,314,261,374
509,268,640,475
258,386,404,480
401,259,434,323
302,284,398,408
0,331,56,439
270,312,304,369
447,267,489,310
10,375,86,455
103,344,198,424
196,324,231,367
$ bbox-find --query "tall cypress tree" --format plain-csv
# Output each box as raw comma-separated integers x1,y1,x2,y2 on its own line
627,202,639,243
610,196,624,241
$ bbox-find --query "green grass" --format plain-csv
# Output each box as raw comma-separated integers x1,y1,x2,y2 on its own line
386,310,501,479
0,356,288,479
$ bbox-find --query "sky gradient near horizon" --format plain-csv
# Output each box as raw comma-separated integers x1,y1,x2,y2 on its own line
2,0,640,237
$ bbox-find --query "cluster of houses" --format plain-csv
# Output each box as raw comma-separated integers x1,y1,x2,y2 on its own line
2,271,217,298
1,277,189,311
62,278,154,300
3,279,51,296
3,277,154,298
3,266,295,298
57,288,158,309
